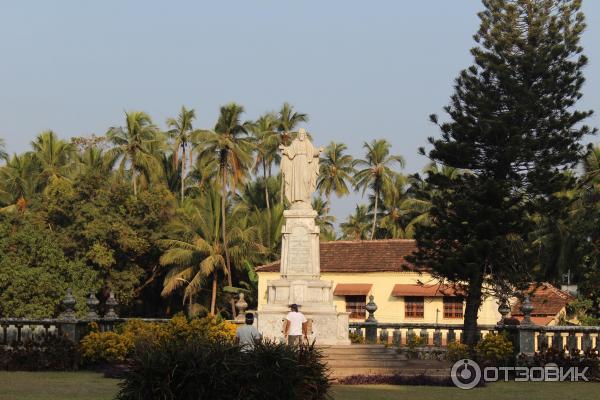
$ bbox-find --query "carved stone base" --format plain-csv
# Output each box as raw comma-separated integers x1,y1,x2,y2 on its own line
258,305,350,345
257,204,349,345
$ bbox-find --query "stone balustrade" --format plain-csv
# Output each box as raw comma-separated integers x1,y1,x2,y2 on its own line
348,294,600,356
0,289,169,346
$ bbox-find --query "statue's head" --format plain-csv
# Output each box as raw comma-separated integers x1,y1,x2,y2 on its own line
298,128,307,141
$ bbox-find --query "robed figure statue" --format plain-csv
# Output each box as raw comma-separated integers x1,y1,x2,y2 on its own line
279,129,323,208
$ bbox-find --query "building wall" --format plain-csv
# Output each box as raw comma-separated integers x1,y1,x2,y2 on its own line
257,271,501,325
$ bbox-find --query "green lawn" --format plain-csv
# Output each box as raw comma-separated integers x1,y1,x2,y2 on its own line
0,372,598,400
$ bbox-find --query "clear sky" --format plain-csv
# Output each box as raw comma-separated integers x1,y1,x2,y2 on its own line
1,1,599,222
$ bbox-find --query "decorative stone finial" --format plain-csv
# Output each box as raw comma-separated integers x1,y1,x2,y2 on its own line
235,293,248,321
520,294,534,326
86,293,100,320
497,298,511,325
59,288,77,320
104,291,119,319
365,295,378,323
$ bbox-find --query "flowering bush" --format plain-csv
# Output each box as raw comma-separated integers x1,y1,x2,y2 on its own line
475,332,513,365
446,341,470,362
80,315,236,364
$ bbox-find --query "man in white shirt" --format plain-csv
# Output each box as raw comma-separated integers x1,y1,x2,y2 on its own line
283,303,308,345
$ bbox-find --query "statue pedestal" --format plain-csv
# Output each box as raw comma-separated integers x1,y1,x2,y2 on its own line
257,208,350,345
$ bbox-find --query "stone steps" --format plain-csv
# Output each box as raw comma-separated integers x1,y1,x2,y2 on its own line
320,345,451,379
330,367,450,378
326,359,408,368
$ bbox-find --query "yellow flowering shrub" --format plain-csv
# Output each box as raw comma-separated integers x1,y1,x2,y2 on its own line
446,341,470,362
475,332,513,364
80,315,237,364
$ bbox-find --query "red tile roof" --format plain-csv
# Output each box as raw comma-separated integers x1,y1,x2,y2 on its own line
333,283,373,296
391,284,461,297
255,239,422,273
511,282,574,317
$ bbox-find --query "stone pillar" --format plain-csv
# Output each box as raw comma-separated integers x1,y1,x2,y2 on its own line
257,207,350,345
364,295,378,344
518,295,536,356
59,288,78,342
433,328,442,347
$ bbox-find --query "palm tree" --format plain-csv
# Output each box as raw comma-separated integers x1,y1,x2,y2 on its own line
0,153,39,210
583,146,600,186
340,204,370,241
277,102,309,146
0,138,7,162
106,111,161,197
159,191,223,315
160,190,263,315
196,103,253,316
379,172,411,238
30,130,75,185
167,106,196,202
312,197,336,239
249,112,280,211
401,163,465,237
354,139,405,239
186,150,220,193
317,142,355,214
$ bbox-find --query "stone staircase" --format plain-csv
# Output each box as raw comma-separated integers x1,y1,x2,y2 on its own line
321,345,450,379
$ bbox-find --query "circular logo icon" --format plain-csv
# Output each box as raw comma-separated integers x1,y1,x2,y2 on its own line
451,359,481,389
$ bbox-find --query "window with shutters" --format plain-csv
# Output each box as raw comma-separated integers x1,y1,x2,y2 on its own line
404,296,424,318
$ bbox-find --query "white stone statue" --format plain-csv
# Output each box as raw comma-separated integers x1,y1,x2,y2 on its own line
279,129,323,208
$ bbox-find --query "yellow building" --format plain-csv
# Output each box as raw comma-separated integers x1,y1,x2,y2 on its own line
256,239,502,326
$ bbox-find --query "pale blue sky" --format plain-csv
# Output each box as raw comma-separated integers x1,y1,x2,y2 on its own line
1,1,598,221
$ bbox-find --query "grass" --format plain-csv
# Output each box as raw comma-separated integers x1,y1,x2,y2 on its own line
0,372,120,400
0,372,598,400
330,381,600,400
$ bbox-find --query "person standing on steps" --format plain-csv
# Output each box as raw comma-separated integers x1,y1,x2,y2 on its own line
283,303,308,345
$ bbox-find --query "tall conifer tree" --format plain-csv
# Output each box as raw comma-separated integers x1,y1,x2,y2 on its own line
410,0,596,346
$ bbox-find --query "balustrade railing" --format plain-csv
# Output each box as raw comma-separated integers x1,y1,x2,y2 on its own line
0,289,169,346
348,294,600,356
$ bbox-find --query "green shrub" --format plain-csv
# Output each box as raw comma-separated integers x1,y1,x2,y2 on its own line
80,315,236,364
446,341,470,362
0,334,78,371
117,339,330,400
348,330,364,344
475,332,513,365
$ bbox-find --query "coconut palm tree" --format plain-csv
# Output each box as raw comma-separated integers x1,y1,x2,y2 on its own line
160,190,263,315
0,153,40,211
379,172,411,238
354,139,404,239
401,163,465,237
277,102,308,146
30,130,76,185
317,142,355,214
186,150,220,194
0,138,7,162
196,103,253,316
106,111,161,197
312,197,336,239
248,112,280,211
340,204,370,241
167,106,196,202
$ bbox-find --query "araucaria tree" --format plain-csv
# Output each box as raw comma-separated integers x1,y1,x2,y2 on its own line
409,0,596,346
